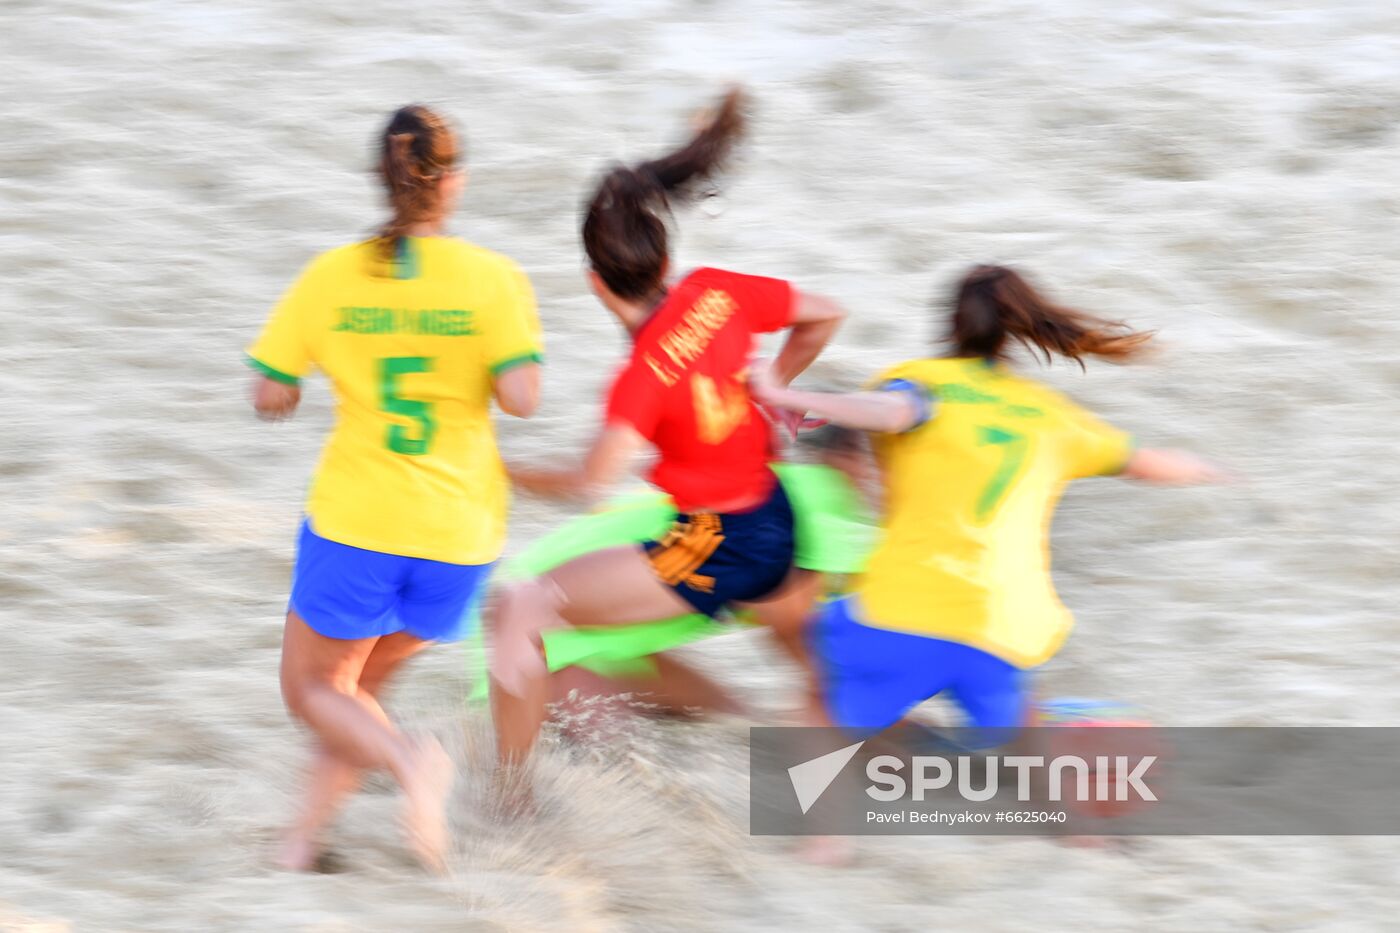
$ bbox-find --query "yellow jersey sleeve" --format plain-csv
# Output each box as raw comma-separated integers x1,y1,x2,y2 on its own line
483,261,544,377
246,258,324,384
1060,402,1134,478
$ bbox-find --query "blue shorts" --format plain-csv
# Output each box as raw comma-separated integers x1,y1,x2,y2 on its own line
811,596,1030,734
643,478,795,618
289,520,493,642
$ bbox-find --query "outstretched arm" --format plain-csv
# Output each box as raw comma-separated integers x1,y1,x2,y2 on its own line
1120,448,1225,485
508,422,649,504
767,292,846,387
751,369,923,435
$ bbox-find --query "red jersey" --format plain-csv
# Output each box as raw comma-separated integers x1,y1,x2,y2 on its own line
606,267,795,511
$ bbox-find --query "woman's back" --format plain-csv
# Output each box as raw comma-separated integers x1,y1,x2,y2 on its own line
247,235,542,564
252,104,544,874
751,263,1218,737
859,356,1132,667
606,266,793,512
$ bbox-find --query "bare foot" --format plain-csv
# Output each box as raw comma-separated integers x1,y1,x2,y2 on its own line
797,835,855,867
400,737,455,874
276,831,321,872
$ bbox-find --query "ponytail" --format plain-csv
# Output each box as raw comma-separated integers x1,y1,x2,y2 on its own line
950,265,1152,367
582,88,747,300
636,87,746,201
376,106,460,268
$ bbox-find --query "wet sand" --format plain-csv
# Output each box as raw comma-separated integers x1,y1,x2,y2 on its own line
4,0,1400,929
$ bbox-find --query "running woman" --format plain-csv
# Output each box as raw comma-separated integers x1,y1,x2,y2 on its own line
246,105,543,870
467,428,876,729
752,265,1222,736
490,89,846,770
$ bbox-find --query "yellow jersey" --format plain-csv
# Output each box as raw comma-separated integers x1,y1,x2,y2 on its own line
859,357,1133,668
246,236,543,564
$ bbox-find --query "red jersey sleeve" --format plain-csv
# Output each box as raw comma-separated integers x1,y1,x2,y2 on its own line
724,271,794,334
605,360,664,440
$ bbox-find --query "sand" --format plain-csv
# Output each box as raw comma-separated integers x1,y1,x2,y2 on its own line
4,0,1400,929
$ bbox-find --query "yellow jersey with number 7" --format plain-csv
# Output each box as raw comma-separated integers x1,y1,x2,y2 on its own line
859,357,1133,668
245,237,543,565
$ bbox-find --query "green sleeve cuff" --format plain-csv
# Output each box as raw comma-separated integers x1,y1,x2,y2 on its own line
489,351,544,377
245,354,302,386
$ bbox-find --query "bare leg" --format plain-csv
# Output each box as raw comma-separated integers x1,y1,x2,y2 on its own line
548,652,746,724
743,576,857,866
490,546,694,770
278,746,364,871
745,569,822,667
630,653,745,716
489,581,560,773
280,616,450,871
741,569,827,724
279,630,432,870
520,570,824,732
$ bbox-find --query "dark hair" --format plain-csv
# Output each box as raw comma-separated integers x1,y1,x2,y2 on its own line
376,105,460,262
949,265,1152,367
799,423,866,455
582,89,746,301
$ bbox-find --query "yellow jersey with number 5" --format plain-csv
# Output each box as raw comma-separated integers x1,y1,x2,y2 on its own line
246,237,543,564
859,357,1132,668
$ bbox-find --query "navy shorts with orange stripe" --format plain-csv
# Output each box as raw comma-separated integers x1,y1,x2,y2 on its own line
643,478,795,617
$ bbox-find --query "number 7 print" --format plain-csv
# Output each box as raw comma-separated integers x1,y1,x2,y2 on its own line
974,424,1029,522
